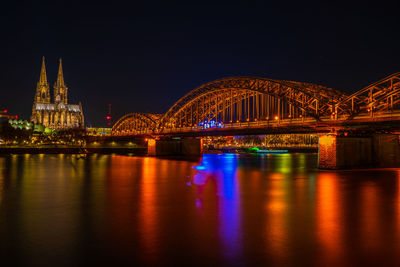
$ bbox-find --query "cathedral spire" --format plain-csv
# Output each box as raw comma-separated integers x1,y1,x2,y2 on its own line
54,58,68,104
34,56,50,104
55,58,65,88
38,56,48,86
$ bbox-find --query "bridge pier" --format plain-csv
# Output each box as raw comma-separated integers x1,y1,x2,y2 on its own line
147,138,203,156
318,134,400,169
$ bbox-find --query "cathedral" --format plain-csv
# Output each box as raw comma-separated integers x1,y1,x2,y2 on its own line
31,57,84,129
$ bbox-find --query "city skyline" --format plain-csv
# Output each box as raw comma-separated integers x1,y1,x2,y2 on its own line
0,2,399,126
2,2,400,266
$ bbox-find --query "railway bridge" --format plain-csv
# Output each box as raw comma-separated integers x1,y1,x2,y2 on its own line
111,73,400,169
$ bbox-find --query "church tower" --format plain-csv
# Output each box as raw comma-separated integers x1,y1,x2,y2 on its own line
53,58,68,104
34,57,51,104
31,57,84,128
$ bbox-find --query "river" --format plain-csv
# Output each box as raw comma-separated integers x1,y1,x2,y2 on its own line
1,153,400,266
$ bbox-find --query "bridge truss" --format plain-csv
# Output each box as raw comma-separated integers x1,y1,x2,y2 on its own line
111,73,400,136
334,72,400,118
112,113,161,135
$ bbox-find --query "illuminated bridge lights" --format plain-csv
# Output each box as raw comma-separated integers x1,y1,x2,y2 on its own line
198,119,224,129
111,73,400,136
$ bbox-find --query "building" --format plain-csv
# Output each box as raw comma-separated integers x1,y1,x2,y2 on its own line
31,57,84,129
87,127,112,136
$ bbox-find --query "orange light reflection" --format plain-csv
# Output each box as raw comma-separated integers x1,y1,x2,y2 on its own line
265,173,289,261
139,157,158,263
316,173,343,264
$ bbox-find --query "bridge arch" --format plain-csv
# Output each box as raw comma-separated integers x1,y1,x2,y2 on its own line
157,77,346,132
111,73,400,135
334,72,400,118
112,113,161,135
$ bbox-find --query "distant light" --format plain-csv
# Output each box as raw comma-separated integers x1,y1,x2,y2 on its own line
193,165,207,171
274,116,278,120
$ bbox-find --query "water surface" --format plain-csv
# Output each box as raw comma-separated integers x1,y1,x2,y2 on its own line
1,153,400,266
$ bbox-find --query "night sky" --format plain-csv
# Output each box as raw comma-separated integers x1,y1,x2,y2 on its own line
1,1,399,126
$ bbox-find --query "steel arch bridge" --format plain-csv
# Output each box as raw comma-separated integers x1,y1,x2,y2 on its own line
112,113,161,135
112,73,400,136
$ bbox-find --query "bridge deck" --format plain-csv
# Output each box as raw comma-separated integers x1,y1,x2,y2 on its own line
111,111,400,137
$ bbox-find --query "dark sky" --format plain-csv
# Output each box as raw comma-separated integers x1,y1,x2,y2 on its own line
0,1,399,126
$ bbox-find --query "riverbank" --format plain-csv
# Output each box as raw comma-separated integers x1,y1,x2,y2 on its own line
0,146,317,155
205,146,318,154
0,146,148,155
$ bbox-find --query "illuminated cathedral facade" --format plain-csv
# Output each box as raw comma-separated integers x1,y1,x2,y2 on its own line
31,57,84,129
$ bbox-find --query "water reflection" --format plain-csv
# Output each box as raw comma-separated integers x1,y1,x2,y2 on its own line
316,173,344,265
264,172,290,264
1,154,400,266
193,154,242,264
139,157,158,264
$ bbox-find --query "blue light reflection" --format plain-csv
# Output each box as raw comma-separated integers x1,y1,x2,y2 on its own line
191,153,242,262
